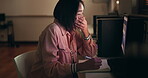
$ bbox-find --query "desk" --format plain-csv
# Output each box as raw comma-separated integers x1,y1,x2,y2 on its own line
78,71,114,78
78,58,148,78
78,59,113,78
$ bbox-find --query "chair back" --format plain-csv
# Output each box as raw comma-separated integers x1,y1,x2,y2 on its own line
13,50,36,78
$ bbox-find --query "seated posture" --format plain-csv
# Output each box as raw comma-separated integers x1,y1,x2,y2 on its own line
28,0,102,78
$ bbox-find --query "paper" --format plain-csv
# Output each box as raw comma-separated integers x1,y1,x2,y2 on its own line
99,59,111,71
79,59,111,73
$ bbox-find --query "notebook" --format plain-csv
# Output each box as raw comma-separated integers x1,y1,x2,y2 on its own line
79,58,111,73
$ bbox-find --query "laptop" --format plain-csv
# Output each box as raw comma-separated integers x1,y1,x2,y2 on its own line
121,16,128,55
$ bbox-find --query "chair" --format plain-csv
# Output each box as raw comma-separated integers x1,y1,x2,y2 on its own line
13,50,36,78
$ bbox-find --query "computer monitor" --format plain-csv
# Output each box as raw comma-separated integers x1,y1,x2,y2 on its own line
123,16,146,56
125,16,146,44
96,15,146,57
97,17,124,57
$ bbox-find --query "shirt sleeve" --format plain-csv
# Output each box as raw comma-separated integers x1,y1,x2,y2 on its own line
40,28,73,78
75,30,97,57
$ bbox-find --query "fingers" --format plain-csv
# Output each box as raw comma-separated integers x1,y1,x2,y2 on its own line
75,23,83,30
90,61,102,69
95,62,102,67
92,57,102,68
77,16,85,23
75,22,84,29
78,16,84,22
75,16,85,24
75,18,84,25
81,57,102,70
93,57,102,63
75,16,87,30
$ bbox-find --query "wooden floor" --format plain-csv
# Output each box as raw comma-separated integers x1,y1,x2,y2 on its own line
0,43,38,78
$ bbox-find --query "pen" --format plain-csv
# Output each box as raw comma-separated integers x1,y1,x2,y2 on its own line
85,56,92,59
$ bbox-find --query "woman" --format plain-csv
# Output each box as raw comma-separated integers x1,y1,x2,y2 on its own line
29,0,102,78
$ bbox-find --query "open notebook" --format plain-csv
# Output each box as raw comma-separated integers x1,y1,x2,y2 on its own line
79,58,111,73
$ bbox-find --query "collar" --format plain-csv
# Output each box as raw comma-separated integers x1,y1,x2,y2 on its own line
54,19,69,36
54,19,76,36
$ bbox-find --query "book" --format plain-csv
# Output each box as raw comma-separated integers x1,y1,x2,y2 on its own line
79,59,111,73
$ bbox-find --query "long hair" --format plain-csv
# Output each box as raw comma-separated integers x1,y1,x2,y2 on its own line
53,0,84,31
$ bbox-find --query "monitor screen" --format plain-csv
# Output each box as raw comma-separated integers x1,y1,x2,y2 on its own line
97,17,124,57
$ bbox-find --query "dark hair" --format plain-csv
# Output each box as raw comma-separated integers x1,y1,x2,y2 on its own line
53,0,84,31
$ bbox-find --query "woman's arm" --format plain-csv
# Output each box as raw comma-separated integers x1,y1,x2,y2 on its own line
41,28,73,78
75,29,97,57
75,16,97,57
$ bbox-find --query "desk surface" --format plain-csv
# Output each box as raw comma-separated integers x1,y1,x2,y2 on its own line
78,58,148,78
78,72,115,78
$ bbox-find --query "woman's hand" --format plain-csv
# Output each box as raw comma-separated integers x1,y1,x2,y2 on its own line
75,16,90,38
77,57,102,71
75,16,88,31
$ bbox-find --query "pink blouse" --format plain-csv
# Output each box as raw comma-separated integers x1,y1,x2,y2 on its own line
28,20,97,78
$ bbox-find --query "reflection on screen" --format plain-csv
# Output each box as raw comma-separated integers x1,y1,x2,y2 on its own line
121,16,128,55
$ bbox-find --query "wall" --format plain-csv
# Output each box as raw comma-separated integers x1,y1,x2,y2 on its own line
83,0,108,24
118,0,139,15
0,16,54,41
0,0,108,41
118,0,148,43
8,16,54,41
0,0,58,16
118,0,132,15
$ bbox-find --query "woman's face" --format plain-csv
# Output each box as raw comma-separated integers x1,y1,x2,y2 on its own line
76,3,84,20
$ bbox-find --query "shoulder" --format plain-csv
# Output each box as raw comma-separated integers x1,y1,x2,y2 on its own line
39,23,61,38
44,23,61,35
47,23,60,32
